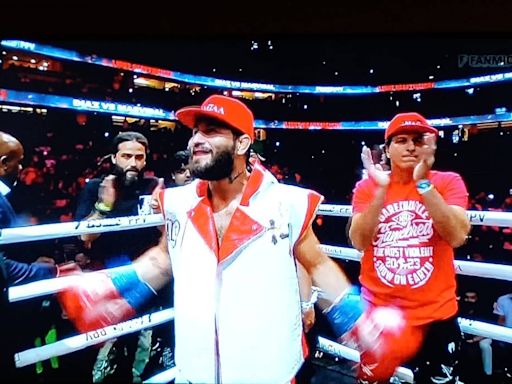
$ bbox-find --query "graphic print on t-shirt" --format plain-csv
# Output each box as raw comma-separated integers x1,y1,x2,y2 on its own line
373,200,434,288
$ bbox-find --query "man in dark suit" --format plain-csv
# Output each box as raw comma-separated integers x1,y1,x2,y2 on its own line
0,131,23,227
0,130,58,280
0,131,59,379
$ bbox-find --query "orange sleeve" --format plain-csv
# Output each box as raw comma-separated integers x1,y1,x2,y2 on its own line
352,178,374,214
435,172,468,209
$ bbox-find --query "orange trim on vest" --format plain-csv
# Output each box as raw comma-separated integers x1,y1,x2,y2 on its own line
297,191,324,242
301,332,309,359
188,198,219,257
218,208,265,263
189,164,268,262
240,162,265,206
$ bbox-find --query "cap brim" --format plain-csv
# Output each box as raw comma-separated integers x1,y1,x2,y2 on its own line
176,106,232,130
391,124,439,138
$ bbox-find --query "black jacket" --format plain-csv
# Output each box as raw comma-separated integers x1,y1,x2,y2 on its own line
0,185,57,377
74,176,161,264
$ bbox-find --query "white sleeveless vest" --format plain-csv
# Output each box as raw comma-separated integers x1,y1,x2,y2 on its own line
162,165,322,384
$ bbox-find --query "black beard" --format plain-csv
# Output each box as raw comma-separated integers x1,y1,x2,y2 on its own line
191,145,235,181
112,165,140,187
459,301,476,315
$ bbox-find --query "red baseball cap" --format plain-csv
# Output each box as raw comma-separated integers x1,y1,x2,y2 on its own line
176,95,255,141
384,112,438,140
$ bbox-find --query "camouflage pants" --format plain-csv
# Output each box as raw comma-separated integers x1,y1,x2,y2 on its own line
92,329,152,383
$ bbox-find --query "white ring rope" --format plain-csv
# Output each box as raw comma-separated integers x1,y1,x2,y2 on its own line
319,245,512,282
316,336,415,383
14,308,174,368
8,264,136,303
143,367,177,384
458,317,512,343
0,213,165,245
318,204,512,227
9,246,512,303
2,205,512,246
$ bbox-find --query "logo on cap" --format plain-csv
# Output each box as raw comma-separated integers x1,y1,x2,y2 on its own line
384,112,438,140
202,103,225,115
402,120,423,125
176,94,255,141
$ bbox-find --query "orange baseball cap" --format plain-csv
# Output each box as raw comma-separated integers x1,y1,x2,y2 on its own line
176,95,255,141
384,112,438,140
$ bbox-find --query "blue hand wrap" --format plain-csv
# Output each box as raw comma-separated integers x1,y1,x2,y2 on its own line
324,285,366,338
111,267,156,311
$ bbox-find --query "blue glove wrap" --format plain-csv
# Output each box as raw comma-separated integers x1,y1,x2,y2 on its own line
324,285,367,338
110,267,156,311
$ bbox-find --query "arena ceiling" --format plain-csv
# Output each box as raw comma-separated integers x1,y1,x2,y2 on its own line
49,38,512,87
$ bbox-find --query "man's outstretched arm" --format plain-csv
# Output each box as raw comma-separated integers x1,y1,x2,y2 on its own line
133,233,172,291
2,255,57,286
57,232,171,333
294,225,406,376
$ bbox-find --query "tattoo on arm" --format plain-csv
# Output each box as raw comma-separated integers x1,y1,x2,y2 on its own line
148,253,171,279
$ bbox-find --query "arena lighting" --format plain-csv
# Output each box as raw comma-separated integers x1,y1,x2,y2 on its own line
4,39,512,95
452,130,460,144
3,88,512,132
476,122,499,129
0,104,46,115
0,88,175,120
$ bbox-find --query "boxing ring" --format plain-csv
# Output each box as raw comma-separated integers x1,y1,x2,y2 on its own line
3,204,512,383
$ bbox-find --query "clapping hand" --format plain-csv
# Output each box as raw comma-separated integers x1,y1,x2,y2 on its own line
361,145,390,187
413,133,436,181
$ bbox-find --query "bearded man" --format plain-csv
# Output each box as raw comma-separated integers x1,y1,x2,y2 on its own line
74,131,161,383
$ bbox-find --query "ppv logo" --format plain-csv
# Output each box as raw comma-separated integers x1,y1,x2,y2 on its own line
202,103,225,115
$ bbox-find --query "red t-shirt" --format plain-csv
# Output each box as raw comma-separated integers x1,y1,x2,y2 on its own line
352,171,468,325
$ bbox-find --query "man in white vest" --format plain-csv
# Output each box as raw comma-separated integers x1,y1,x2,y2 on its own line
58,95,405,384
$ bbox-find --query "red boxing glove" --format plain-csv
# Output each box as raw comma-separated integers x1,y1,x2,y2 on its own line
57,264,155,333
342,306,424,381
